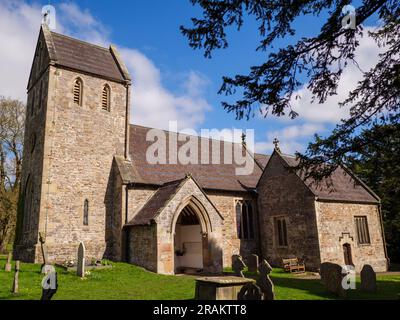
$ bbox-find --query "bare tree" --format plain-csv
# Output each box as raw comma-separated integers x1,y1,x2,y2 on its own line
0,96,25,252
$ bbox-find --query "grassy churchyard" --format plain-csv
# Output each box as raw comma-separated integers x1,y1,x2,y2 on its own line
0,255,399,300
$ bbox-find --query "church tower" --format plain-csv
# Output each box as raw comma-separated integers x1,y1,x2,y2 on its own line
14,24,131,263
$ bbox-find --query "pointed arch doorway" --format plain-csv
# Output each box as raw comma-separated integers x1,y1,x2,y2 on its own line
173,200,210,274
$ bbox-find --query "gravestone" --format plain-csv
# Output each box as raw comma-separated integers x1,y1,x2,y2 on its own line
5,252,12,272
320,262,345,297
238,282,262,300
360,264,377,293
248,254,259,273
11,261,20,294
257,259,275,300
232,255,246,277
77,242,85,277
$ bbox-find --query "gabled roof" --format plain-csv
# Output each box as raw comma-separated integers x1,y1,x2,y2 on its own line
126,178,186,226
37,24,130,84
126,124,264,192
125,174,224,226
276,152,380,204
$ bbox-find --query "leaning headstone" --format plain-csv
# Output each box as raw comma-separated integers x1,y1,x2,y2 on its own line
77,242,85,278
248,254,259,273
232,255,246,277
5,252,12,272
11,261,20,294
360,264,377,293
39,232,50,274
257,259,275,300
320,262,345,297
238,282,262,300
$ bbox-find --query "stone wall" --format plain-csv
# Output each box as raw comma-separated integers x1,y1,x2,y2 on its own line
257,152,321,270
127,187,157,223
207,191,259,268
14,30,51,260
154,178,224,274
17,63,129,263
316,201,388,272
127,225,157,272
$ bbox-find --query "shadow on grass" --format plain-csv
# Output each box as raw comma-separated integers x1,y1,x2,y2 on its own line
232,268,400,300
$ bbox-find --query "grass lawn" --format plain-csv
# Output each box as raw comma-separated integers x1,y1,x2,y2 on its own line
1,255,399,300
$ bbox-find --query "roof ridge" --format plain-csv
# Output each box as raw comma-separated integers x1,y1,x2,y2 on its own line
50,31,110,52
130,123,246,147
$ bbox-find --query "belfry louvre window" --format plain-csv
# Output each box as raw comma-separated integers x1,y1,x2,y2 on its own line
355,216,370,244
236,200,255,240
275,217,288,247
102,84,110,111
73,78,83,106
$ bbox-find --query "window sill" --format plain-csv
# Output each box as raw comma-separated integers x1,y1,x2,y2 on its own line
358,243,371,247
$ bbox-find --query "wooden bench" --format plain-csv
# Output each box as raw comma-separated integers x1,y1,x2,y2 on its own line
282,258,306,273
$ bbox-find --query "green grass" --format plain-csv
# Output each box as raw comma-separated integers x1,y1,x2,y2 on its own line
1,256,399,300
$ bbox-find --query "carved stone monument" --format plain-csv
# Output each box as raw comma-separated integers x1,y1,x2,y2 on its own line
360,264,377,293
248,254,259,273
238,282,262,300
257,259,275,300
320,262,346,297
77,242,85,277
232,255,246,277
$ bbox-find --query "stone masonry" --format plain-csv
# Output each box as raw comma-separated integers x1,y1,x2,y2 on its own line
15,25,388,274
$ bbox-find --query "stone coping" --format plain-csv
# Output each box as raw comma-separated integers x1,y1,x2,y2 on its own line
195,276,255,285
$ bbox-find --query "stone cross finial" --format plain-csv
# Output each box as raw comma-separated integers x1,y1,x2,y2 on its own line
273,138,281,152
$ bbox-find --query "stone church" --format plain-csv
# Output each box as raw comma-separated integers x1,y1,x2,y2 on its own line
14,25,389,274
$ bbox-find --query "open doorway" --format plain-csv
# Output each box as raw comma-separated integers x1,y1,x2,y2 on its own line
174,204,204,274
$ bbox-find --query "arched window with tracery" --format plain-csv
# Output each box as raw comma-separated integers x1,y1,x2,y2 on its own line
235,200,255,240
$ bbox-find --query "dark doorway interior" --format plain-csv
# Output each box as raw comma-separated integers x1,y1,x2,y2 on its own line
343,243,354,266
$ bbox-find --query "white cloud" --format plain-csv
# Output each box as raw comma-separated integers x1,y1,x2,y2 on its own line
0,1,42,100
120,48,211,130
255,123,324,154
256,26,384,154
291,26,383,124
0,1,212,131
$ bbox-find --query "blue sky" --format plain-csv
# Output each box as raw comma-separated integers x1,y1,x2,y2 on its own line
0,0,382,154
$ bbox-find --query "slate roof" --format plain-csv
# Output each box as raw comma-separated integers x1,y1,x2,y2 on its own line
45,28,128,83
126,178,185,226
119,125,379,203
126,124,264,192
278,154,379,204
